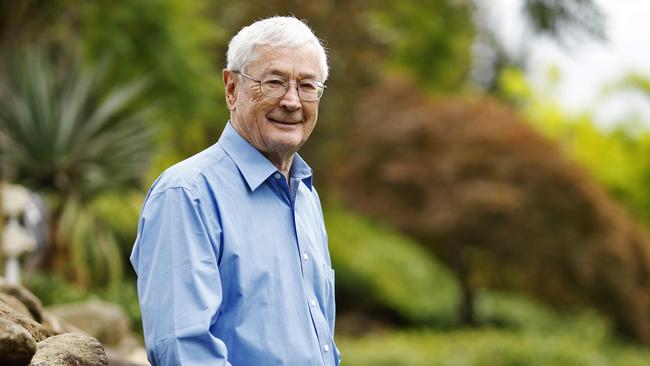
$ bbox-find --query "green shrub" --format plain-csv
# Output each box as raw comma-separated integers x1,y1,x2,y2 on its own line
337,291,650,365
325,205,460,326
338,329,650,366
475,291,611,342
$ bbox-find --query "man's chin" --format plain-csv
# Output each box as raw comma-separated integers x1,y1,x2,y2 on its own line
265,133,304,154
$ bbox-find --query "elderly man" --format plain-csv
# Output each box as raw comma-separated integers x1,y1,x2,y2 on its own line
130,16,339,366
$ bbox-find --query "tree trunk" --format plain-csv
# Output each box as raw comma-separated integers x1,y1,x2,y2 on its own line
32,202,66,278
49,207,66,276
457,261,477,326
0,181,4,275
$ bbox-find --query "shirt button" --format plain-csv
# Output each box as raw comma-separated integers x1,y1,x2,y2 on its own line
323,344,330,353
310,299,317,307
303,253,309,261
274,173,282,179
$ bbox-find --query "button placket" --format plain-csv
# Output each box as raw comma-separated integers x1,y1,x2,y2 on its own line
293,185,336,365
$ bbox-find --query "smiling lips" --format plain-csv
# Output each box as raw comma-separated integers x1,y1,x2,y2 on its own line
268,117,301,125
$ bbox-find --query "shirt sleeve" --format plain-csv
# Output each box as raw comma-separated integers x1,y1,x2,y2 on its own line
130,186,231,366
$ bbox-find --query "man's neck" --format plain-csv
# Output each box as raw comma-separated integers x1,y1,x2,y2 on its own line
229,120,295,181
264,151,293,181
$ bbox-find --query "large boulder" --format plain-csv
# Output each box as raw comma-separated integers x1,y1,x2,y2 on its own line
0,277,44,322
0,299,48,342
0,292,33,319
44,299,150,366
0,278,114,365
40,310,83,336
46,299,130,348
29,332,108,366
0,317,36,366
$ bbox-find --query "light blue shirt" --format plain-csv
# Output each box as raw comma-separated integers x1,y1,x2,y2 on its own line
130,122,340,365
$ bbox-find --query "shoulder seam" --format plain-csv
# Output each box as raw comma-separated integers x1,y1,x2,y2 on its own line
148,186,196,199
151,151,230,199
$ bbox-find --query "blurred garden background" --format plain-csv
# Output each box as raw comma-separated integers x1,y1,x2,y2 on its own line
2,0,650,365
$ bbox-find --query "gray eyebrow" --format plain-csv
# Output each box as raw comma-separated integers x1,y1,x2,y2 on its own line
262,68,319,80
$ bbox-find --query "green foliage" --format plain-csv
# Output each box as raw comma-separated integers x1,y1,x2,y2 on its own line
335,77,650,341
0,46,152,287
473,1,605,94
616,73,650,95
338,293,650,366
476,292,611,340
338,329,650,366
326,205,459,326
57,196,124,287
0,47,152,198
0,0,229,181
523,0,605,43
77,0,228,165
368,0,476,91
0,0,71,47
500,68,650,225
91,191,145,258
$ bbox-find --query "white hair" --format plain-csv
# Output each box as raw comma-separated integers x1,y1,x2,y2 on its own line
226,16,329,81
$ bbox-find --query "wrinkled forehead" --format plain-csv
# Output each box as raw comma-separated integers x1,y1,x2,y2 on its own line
246,43,323,80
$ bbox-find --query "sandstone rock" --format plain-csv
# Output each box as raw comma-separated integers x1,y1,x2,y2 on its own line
124,347,150,366
0,300,48,341
46,300,129,347
0,277,44,322
0,317,36,366
0,292,33,319
105,345,150,366
29,332,108,366
105,349,142,366
41,311,83,336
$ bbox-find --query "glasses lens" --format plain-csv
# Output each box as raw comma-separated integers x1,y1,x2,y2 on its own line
298,81,322,101
261,77,289,98
260,76,324,101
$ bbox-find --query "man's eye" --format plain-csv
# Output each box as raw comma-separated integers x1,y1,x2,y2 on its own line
300,81,318,91
264,79,286,86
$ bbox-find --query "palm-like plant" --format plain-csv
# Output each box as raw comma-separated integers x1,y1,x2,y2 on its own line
0,47,153,287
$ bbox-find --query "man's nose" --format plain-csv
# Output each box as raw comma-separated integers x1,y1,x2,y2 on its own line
279,83,302,110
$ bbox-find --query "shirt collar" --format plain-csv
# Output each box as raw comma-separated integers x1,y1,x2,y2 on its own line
218,122,313,192
290,153,313,190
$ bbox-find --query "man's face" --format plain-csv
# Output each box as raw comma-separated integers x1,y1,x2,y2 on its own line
224,44,323,160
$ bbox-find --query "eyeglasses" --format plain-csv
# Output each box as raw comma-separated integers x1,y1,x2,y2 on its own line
233,70,326,101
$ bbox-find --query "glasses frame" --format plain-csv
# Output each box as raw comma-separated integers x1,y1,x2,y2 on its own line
233,70,326,102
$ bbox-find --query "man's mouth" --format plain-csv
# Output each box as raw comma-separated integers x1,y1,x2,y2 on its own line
268,117,300,125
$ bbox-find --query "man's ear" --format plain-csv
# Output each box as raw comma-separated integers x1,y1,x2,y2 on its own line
223,69,237,111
